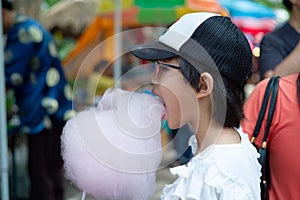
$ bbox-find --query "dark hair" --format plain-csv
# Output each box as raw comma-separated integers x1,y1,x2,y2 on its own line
180,58,244,128
1,0,12,10
283,0,292,11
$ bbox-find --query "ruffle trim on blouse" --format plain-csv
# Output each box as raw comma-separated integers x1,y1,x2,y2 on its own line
161,158,256,200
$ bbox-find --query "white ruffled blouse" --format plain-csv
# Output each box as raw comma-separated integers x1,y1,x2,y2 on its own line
161,128,261,200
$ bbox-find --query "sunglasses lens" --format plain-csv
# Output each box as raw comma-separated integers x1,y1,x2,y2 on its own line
153,61,180,82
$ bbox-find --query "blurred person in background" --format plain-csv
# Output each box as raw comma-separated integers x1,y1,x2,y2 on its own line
242,73,300,199
2,0,75,199
259,0,300,79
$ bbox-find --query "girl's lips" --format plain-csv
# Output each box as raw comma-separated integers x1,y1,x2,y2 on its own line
151,89,166,120
151,89,158,97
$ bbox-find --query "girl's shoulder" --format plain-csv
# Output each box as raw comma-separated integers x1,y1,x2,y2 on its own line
161,155,258,200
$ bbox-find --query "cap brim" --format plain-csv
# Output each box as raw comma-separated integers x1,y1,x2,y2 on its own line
129,42,178,61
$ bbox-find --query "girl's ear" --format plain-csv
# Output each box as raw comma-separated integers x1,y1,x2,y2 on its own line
196,72,214,98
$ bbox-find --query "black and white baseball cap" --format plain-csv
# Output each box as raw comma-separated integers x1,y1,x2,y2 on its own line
130,12,253,85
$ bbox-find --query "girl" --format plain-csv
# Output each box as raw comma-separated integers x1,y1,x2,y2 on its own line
130,12,261,199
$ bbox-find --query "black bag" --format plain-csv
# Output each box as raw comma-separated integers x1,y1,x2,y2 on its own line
250,76,280,200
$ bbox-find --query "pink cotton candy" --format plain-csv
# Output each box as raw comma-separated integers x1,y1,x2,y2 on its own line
61,89,165,200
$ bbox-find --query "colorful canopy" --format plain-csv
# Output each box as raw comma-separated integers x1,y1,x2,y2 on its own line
98,0,228,27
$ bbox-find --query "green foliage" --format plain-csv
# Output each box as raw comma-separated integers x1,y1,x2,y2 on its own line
45,0,61,7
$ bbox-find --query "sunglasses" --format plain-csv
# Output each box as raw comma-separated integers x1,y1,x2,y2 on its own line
156,60,180,70
153,60,181,80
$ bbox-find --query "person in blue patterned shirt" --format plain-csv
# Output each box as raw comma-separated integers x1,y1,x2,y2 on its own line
2,0,75,199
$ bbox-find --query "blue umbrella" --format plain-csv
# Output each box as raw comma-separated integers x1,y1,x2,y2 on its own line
220,0,276,18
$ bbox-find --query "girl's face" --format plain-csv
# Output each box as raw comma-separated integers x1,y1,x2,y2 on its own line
152,58,199,130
